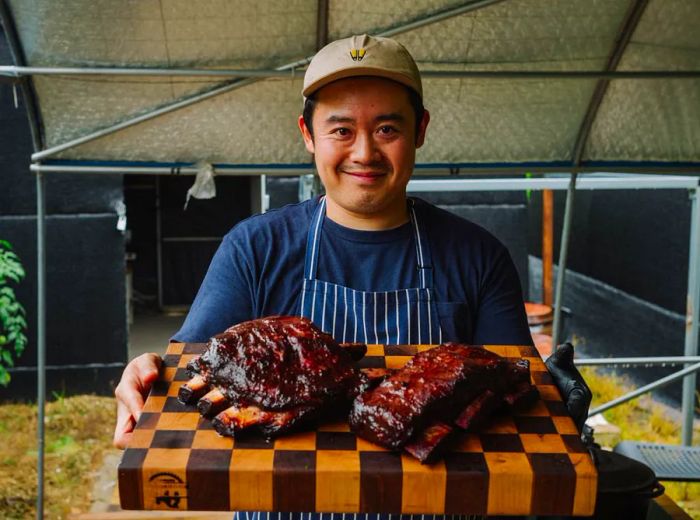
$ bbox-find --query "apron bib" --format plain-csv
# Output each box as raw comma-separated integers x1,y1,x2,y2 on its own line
299,196,443,344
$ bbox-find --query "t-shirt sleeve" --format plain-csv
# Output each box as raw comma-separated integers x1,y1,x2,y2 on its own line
472,245,533,346
171,234,254,342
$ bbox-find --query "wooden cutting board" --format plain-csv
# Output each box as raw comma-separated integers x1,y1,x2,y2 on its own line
118,343,597,516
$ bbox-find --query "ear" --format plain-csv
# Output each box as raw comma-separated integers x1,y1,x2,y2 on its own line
298,115,315,154
415,109,430,148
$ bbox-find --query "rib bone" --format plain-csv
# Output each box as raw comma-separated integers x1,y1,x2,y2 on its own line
178,375,207,404
197,388,228,417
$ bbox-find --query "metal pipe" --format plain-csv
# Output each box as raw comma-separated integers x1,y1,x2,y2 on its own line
30,164,700,181
35,169,46,520
156,177,163,311
551,172,577,347
409,176,700,191
575,356,700,367
589,361,700,417
31,76,257,161
411,165,700,175
8,361,126,372
0,65,286,78
682,189,700,445
552,1,651,347
30,163,314,176
260,175,270,214
3,65,699,80
0,0,44,150
382,0,503,37
2,6,49,516
570,0,649,167
409,176,700,190
316,0,329,49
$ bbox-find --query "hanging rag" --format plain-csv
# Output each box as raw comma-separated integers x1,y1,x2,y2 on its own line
184,161,216,209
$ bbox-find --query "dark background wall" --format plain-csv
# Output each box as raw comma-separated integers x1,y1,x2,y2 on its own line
527,187,696,403
528,189,691,314
124,175,252,311
0,27,126,400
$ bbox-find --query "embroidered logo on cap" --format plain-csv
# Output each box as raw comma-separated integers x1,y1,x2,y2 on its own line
349,47,366,61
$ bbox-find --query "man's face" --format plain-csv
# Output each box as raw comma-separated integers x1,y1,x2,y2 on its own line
298,77,429,229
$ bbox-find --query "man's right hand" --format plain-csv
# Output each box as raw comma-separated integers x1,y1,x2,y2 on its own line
113,353,162,449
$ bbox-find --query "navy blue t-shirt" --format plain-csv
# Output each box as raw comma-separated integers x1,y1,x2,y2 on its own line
174,197,532,346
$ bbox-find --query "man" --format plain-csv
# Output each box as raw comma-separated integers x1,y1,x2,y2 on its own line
114,35,590,507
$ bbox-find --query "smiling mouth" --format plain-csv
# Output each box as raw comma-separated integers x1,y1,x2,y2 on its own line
341,170,387,178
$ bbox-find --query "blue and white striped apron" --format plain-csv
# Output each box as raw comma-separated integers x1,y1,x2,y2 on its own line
235,198,481,520
299,196,443,344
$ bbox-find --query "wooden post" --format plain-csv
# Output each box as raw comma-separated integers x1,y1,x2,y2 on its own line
542,189,554,306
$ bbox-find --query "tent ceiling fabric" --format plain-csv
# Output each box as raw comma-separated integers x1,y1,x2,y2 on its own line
4,0,700,166
586,0,700,162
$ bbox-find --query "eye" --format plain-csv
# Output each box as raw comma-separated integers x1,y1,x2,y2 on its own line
378,125,397,136
332,127,351,136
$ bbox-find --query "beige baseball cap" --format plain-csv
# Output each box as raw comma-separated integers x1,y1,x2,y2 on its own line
302,34,422,99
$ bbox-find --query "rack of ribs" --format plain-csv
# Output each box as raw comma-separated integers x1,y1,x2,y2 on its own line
349,343,539,463
179,316,369,438
179,317,539,463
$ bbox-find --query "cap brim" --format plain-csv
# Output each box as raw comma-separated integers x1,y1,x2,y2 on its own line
302,67,422,99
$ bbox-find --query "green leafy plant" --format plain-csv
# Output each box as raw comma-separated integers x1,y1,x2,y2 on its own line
0,239,27,386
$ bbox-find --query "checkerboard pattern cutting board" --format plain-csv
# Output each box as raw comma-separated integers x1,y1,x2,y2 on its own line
119,343,597,516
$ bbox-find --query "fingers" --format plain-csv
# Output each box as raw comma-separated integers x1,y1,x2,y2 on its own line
546,342,574,368
138,353,163,385
117,353,162,418
113,353,162,449
567,385,593,432
113,401,136,449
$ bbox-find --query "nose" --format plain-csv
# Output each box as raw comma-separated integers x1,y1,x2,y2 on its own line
349,131,381,164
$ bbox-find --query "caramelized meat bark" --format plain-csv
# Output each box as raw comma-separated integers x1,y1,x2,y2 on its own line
181,316,366,438
349,344,538,453
187,316,363,410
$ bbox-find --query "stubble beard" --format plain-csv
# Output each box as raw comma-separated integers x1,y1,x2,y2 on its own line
340,186,406,220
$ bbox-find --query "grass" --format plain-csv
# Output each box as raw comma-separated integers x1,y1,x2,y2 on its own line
0,394,115,519
580,366,700,519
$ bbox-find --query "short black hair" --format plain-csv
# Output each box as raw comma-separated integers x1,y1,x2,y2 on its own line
302,84,425,143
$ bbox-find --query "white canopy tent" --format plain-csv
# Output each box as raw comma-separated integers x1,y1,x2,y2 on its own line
1,0,699,168
1,0,699,517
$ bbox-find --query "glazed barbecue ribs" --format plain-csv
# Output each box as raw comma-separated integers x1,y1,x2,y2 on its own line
178,317,539,463
179,316,367,438
349,343,539,463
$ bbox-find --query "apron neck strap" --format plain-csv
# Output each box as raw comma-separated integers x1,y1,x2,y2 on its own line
408,198,434,289
304,196,327,281
303,196,433,289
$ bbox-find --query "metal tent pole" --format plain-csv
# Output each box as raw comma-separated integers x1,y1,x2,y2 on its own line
577,356,700,367
2,2,49,515
682,187,700,445
156,177,163,311
30,164,700,178
551,173,577,347
590,361,700,417
35,169,46,519
553,0,650,349
2,65,699,80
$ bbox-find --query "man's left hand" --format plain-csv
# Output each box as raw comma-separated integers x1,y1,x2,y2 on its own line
545,342,592,432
